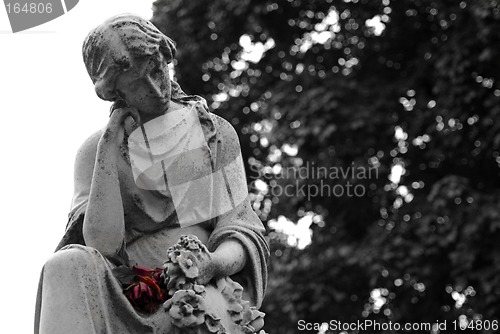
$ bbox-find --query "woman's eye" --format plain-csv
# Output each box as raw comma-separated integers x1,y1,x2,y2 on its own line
151,64,161,78
115,59,131,71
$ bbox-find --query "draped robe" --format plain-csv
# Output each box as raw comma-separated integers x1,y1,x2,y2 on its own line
34,98,269,333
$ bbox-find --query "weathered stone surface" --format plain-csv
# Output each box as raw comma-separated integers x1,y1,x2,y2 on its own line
35,14,269,334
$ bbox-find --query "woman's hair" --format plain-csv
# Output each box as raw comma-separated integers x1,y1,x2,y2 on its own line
82,14,176,84
82,14,193,105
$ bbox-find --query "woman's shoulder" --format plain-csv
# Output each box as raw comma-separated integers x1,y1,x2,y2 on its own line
76,129,103,164
73,129,103,187
212,114,241,148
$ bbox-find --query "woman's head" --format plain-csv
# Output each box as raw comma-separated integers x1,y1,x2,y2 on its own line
83,14,177,115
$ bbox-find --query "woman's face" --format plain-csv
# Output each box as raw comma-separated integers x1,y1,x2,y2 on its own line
113,53,172,121
84,15,177,122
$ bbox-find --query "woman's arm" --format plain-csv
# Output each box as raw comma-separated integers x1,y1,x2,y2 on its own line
82,107,139,258
193,239,247,285
211,239,247,278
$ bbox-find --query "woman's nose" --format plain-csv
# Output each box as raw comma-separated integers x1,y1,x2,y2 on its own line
94,78,117,101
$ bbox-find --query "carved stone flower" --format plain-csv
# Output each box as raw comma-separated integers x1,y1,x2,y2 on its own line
204,312,223,333
163,235,211,295
186,239,200,251
245,308,266,333
178,235,209,253
165,287,207,328
163,262,191,292
176,249,200,279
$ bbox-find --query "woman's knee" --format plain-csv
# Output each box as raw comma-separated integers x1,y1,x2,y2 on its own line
44,244,102,273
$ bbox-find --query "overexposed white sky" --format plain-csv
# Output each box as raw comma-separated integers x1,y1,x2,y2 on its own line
0,1,153,331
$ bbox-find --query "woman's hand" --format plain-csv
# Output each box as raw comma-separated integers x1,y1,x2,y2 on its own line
194,244,246,285
163,236,247,291
101,104,141,146
191,251,216,286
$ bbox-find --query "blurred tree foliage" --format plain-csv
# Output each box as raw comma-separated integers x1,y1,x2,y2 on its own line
152,0,500,333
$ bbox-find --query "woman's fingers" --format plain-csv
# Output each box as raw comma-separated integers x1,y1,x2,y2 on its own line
103,106,140,145
126,107,141,125
109,106,140,127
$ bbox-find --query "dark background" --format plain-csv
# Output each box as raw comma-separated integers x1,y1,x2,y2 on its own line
151,1,500,333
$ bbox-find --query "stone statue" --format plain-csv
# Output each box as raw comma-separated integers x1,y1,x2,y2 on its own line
34,14,269,334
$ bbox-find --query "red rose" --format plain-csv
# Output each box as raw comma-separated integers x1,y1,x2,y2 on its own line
121,266,168,313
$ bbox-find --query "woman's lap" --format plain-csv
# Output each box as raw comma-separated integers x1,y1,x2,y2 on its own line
36,245,170,334
36,242,264,334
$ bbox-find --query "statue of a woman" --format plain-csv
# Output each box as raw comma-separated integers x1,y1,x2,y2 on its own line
34,14,269,334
